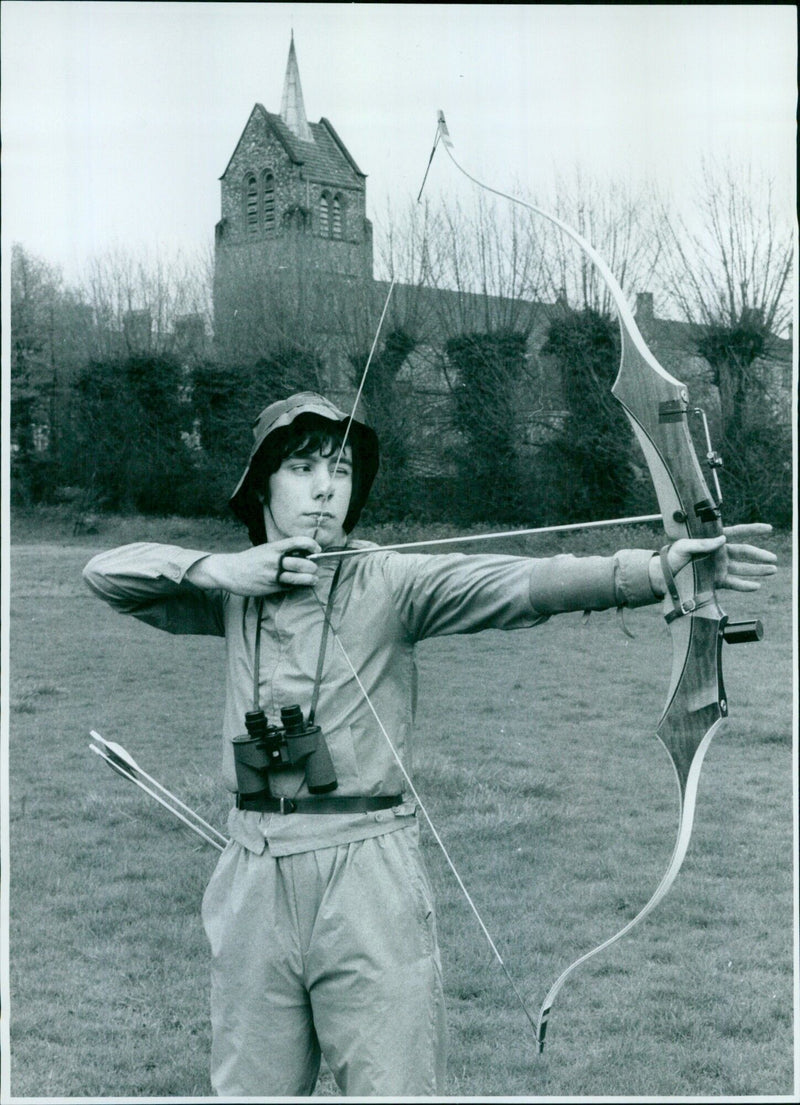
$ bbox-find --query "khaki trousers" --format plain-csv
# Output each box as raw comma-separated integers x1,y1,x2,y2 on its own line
201,821,447,1096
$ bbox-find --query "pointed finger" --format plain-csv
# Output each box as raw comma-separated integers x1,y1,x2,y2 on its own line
725,542,778,564
676,535,726,555
722,523,773,539
725,560,778,578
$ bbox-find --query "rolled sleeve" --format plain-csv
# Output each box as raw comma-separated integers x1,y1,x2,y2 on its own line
527,549,659,614
377,545,660,642
613,549,661,608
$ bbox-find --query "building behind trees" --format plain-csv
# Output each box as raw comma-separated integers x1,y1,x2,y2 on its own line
9,35,793,528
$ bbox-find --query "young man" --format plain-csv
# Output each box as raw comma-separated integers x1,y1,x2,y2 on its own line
83,391,776,1097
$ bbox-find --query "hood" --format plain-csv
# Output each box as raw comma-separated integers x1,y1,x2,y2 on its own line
229,392,379,544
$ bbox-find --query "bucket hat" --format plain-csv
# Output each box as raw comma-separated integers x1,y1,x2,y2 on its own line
229,392,379,543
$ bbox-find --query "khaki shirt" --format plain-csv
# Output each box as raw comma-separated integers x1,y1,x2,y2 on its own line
83,541,658,854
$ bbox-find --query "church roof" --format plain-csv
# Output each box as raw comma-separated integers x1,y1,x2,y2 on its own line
220,35,366,189
220,105,366,189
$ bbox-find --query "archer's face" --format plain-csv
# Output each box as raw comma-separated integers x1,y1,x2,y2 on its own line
262,447,352,547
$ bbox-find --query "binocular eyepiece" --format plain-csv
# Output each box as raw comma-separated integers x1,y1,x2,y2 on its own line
232,705,338,796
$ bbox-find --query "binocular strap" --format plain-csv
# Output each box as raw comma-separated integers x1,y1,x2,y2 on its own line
252,560,344,722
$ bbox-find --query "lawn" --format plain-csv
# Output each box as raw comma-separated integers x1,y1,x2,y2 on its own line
4,512,795,1098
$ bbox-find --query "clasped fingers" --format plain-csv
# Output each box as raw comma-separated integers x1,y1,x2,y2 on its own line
270,536,321,589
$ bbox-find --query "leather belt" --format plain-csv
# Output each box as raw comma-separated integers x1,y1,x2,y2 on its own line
236,793,404,815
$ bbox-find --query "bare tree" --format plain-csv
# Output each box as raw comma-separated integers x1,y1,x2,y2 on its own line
376,194,550,330
656,160,793,434
366,196,558,521
659,160,793,334
655,160,794,523
531,170,664,315
78,244,213,360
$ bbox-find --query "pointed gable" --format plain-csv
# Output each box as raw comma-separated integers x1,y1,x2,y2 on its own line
220,106,364,190
214,30,375,343
267,113,365,187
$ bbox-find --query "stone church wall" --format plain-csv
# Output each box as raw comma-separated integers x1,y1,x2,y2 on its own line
214,107,374,362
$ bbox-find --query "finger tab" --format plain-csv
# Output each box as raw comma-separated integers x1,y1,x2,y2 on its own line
277,548,309,577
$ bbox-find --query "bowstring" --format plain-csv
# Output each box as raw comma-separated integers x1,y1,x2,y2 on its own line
311,122,443,544
306,118,539,1043
305,119,544,1042
311,272,398,542
307,583,539,1042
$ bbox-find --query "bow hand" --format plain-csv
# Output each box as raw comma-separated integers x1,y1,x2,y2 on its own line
651,524,777,597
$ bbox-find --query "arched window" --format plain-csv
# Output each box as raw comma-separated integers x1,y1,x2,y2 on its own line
244,174,258,233
319,193,329,237
331,195,343,238
262,172,275,232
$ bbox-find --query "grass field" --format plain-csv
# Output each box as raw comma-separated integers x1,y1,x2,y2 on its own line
4,510,795,1098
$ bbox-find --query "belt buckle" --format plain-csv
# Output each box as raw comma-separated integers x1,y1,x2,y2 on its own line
279,797,297,814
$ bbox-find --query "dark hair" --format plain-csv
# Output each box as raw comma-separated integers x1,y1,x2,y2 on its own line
248,412,362,520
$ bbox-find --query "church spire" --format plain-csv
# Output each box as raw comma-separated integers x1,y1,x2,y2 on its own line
280,33,313,142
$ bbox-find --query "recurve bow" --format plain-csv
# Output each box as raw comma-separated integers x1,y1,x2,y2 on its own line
430,112,764,1050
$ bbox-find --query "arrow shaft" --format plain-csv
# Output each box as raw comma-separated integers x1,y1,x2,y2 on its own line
89,740,229,851
90,731,228,845
310,513,661,562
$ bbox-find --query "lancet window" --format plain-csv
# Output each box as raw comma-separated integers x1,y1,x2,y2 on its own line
244,174,259,233
263,172,275,232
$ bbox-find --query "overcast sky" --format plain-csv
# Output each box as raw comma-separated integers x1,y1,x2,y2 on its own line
1,2,796,285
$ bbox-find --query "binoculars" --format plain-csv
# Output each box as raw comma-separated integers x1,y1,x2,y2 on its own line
232,705,338,796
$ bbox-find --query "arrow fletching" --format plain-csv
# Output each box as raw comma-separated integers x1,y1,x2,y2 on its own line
89,731,229,851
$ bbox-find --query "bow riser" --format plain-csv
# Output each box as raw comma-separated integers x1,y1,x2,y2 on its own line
657,614,727,795
610,327,728,797
612,330,724,544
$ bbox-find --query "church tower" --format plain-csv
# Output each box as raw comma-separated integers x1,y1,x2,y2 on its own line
213,35,373,361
